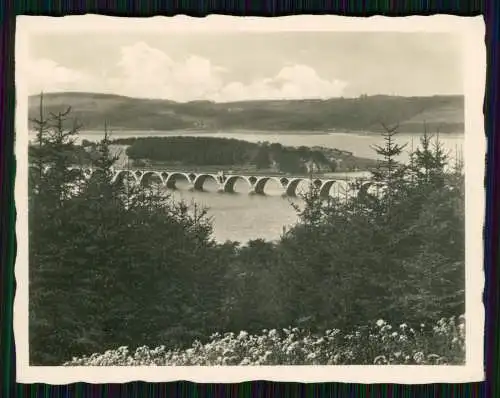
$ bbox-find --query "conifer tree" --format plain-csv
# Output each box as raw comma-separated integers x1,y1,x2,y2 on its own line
410,124,448,187
29,92,50,193
29,95,87,364
370,122,408,213
277,121,465,330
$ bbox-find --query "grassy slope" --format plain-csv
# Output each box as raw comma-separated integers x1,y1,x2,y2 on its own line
28,92,464,133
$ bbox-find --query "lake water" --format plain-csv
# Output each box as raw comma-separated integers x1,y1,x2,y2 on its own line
30,129,464,243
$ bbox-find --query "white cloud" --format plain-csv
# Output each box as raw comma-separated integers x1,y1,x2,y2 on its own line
26,58,99,95
107,42,224,101
215,65,347,102
26,42,348,102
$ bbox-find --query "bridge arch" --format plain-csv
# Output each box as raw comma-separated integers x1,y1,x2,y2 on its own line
87,168,108,182
165,172,192,190
285,178,306,197
139,171,164,187
223,175,252,193
330,178,362,200
319,180,336,198
193,174,221,191
359,181,385,198
354,181,372,200
253,177,285,195
112,169,139,184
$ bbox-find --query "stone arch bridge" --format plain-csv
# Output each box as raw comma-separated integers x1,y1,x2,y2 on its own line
37,166,375,199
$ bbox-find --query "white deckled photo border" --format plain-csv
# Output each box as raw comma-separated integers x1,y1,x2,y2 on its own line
14,14,486,384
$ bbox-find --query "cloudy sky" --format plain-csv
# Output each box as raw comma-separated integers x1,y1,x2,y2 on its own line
25,31,463,102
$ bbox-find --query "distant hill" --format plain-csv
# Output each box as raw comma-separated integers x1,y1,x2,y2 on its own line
28,92,464,134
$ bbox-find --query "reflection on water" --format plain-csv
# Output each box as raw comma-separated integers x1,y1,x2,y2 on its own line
160,177,356,243
165,178,301,243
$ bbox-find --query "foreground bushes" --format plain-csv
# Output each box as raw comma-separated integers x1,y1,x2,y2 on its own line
64,315,465,366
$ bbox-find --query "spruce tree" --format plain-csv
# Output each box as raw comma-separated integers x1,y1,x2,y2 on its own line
410,124,448,187
29,96,87,364
370,122,408,213
29,92,50,193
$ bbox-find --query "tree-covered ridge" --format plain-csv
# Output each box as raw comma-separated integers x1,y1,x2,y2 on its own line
29,96,465,366
28,92,464,133
100,136,375,174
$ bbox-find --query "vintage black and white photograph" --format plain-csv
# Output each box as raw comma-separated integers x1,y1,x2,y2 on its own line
15,15,485,383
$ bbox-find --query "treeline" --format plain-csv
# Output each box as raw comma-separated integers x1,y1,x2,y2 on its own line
29,99,464,365
124,136,255,166
110,136,338,174
28,92,464,133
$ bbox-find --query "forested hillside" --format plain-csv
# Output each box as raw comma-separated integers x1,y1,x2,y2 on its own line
28,92,464,133
103,136,378,173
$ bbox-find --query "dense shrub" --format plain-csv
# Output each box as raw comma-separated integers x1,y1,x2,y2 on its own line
64,316,465,366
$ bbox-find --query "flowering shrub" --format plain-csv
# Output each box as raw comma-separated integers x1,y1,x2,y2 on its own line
64,315,465,366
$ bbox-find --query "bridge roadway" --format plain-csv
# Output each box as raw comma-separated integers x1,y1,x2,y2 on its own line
60,166,369,198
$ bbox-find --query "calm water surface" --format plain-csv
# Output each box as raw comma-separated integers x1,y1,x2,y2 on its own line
31,130,464,243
